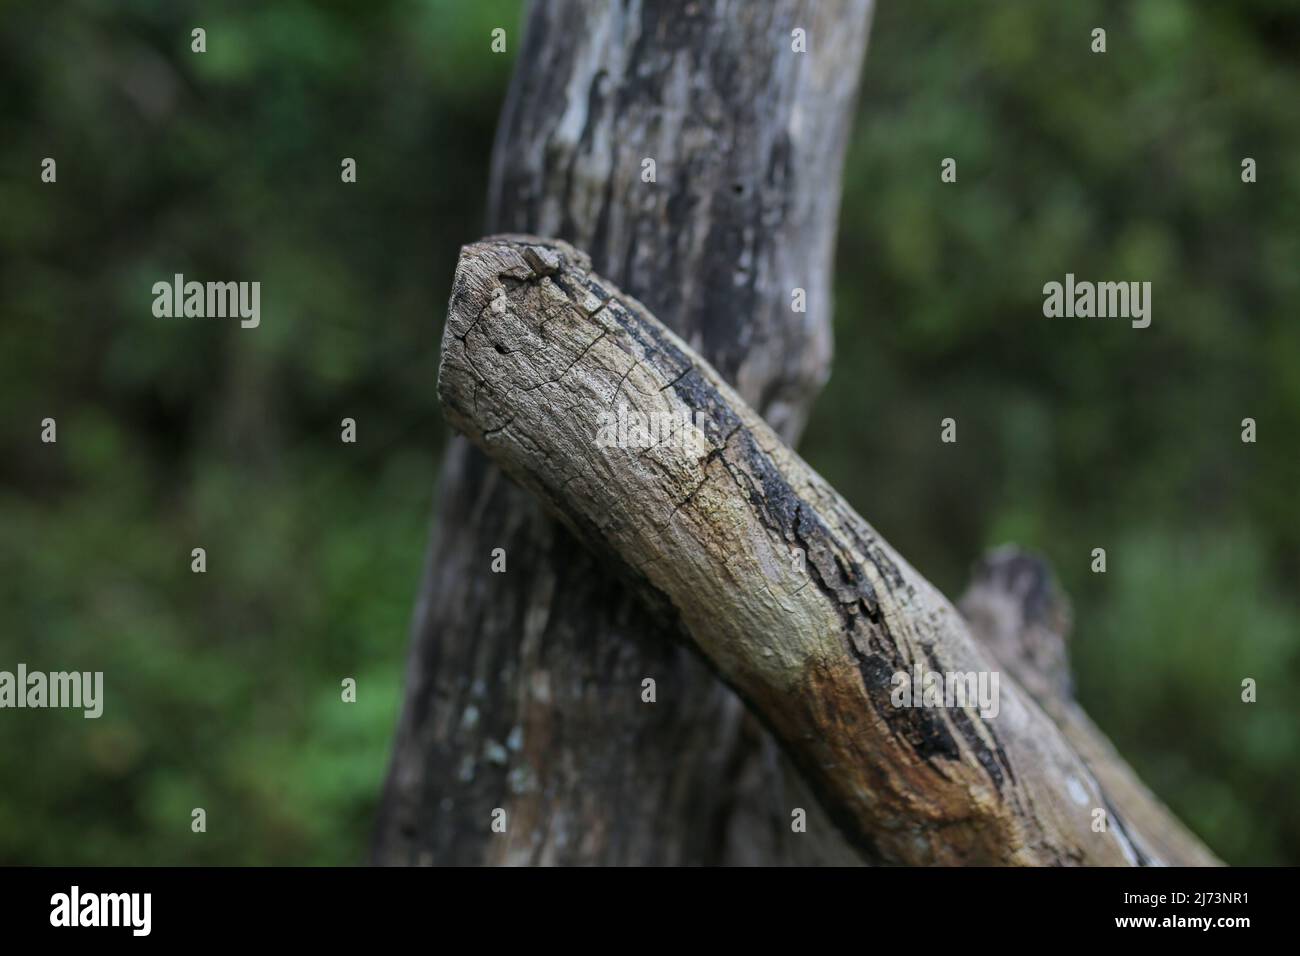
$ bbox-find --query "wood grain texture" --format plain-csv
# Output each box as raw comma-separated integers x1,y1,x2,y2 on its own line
375,0,873,865
436,234,1220,866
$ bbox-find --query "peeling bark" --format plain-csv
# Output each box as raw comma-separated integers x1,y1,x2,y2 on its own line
434,235,1221,867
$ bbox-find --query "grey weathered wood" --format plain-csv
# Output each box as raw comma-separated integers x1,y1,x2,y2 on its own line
435,235,1221,866
375,0,874,865
959,549,1220,866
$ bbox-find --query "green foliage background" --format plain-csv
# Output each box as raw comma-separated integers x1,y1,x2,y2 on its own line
1,1,1296,865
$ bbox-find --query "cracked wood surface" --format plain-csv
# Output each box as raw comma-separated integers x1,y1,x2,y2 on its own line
375,0,873,865
436,234,1221,867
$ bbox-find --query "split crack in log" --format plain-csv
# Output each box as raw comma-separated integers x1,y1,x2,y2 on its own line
437,233,1220,867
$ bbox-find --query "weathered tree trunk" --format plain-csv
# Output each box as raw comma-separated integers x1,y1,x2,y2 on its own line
434,235,1221,866
375,0,874,865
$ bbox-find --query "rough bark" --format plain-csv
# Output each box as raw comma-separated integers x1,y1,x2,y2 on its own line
959,549,1221,866
434,235,1221,866
375,0,874,865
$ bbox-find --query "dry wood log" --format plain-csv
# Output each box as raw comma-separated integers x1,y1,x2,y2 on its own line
376,0,874,866
436,233,1221,867
959,549,1221,866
